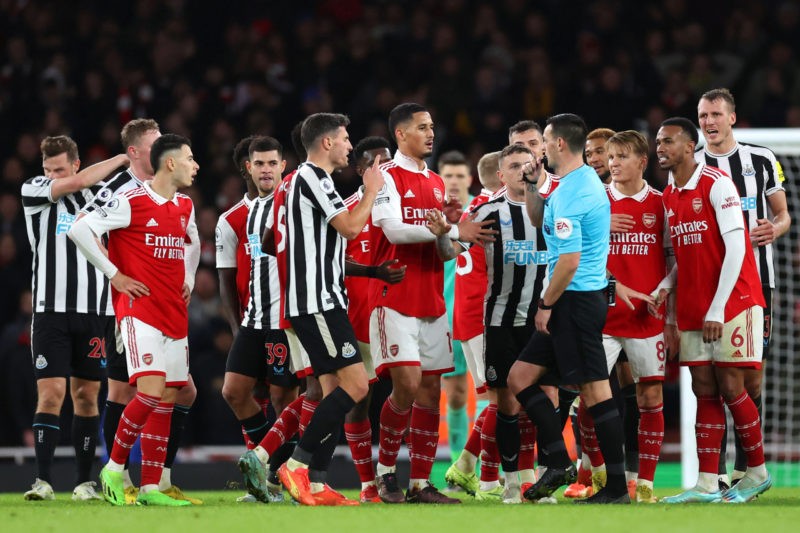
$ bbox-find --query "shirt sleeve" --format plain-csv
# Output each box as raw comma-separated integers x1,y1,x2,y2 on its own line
371,171,402,223
550,190,584,255
20,176,55,214
184,205,201,291
298,166,347,222
709,177,746,235
67,195,132,278
215,215,238,269
764,150,785,196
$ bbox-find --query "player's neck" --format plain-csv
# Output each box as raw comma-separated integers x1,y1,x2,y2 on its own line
672,161,699,188
306,154,334,175
398,149,426,171
705,135,736,156
613,178,645,197
150,175,177,200
130,163,152,182
554,155,583,178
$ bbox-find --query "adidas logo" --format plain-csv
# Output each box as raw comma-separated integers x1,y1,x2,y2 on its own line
666,208,675,217
146,218,159,227
404,189,415,198
732,349,743,358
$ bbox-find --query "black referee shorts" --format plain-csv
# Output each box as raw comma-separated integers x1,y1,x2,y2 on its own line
518,290,608,386
226,326,298,388
485,324,533,388
31,311,111,381
289,308,363,376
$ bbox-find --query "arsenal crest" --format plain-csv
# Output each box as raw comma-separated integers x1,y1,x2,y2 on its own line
389,344,399,357
642,213,656,228
692,198,702,213
433,188,443,203
142,353,153,365
180,215,187,231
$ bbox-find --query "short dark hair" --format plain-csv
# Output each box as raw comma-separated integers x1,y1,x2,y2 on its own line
290,120,306,161
232,135,256,177
248,136,283,159
499,144,533,166
508,120,542,140
586,127,616,142
150,134,191,173
546,113,588,153
353,136,390,163
660,117,699,145
120,118,159,149
41,135,79,162
388,103,428,142
437,150,468,170
301,113,350,152
700,88,736,112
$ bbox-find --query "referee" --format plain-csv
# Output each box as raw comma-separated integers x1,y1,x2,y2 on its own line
507,114,631,504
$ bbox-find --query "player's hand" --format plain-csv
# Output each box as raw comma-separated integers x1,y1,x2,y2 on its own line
610,214,635,233
702,321,723,343
425,209,452,237
182,283,192,306
647,288,669,319
376,259,406,284
110,272,149,299
522,157,544,184
616,280,655,311
115,153,131,168
362,154,384,195
456,214,497,244
535,308,551,334
750,218,777,246
443,197,463,223
664,324,680,360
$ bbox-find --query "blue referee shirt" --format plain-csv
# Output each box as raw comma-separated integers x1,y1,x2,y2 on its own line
542,165,610,292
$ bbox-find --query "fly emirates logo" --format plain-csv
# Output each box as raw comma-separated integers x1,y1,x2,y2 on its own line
403,206,436,226
609,231,657,255
145,233,185,259
669,220,708,246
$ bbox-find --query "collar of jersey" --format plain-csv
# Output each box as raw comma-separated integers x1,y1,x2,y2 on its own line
607,181,650,202
393,150,429,176
127,168,146,187
669,162,705,191
143,181,181,205
703,141,740,159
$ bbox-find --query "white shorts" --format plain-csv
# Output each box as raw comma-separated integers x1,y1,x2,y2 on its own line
286,328,313,378
120,316,188,387
603,333,666,383
680,306,763,368
461,334,487,393
357,341,377,383
369,307,454,378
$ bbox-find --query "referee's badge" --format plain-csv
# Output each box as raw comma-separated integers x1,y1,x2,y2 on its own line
554,218,573,239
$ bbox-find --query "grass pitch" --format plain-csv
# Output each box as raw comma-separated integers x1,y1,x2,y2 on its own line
2,488,799,533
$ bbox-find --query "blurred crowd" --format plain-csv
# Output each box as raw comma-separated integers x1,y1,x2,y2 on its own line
2,0,800,446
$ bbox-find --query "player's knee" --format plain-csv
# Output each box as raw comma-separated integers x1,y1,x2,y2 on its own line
36,382,66,413
221,381,246,407
176,381,197,405
71,384,100,413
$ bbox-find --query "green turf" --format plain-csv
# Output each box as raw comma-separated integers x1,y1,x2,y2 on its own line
2,488,798,533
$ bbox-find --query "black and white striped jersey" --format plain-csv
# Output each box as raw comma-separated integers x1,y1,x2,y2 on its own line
21,176,113,315
284,162,348,317
242,194,281,329
82,168,145,215
696,142,785,288
464,192,547,328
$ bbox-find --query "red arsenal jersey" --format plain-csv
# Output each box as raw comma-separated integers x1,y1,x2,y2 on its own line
663,164,765,330
452,189,492,340
604,183,667,338
369,152,446,318
344,189,372,343
102,186,196,338
215,195,253,319
269,170,294,330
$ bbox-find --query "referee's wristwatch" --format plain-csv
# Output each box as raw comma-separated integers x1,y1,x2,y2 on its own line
538,298,553,310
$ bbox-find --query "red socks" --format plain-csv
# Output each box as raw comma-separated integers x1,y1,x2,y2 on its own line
378,397,410,468
110,392,159,465
479,404,499,482
518,411,537,471
345,419,375,484
409,403,439,481
463,405,487,457
140,402,173,487
299,397,319,436
725,391,765,467
259,394,303,455
637,403,664,482
696,395,725,474
578,400,604,467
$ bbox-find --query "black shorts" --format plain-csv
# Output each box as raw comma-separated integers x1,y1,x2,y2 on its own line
226,326,298,388
485,325,533,388
518,290,608,386
762,284,773,360
289,309,362,376
107,324,128,382
31,311,111,381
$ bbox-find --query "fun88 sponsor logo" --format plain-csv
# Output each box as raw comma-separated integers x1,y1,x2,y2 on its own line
503,240,547,265
247,233,264,258
741,196,757,211
56,212,76,235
